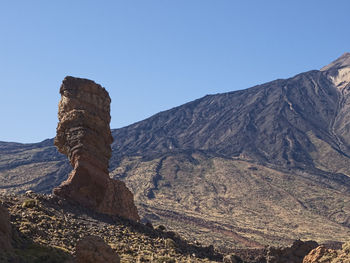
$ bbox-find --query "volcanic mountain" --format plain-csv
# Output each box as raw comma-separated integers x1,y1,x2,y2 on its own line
1,53,350,249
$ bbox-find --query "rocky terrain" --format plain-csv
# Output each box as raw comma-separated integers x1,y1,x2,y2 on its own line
0,192,223,262
3,192,347,263
1,53,350,250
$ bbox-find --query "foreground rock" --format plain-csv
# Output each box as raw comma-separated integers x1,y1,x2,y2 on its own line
53,76,139,221
75,235,120,263
303,243,350,263
0,203,12,250
1,193,222,262
266,240,318,263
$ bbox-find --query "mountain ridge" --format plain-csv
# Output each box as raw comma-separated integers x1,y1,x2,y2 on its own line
110,69,340,169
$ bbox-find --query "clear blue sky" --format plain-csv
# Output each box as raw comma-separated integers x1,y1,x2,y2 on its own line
1,1,349,143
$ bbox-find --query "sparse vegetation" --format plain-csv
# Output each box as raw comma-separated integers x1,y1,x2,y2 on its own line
113,154,350,249
22,198,38,208
155,256,176,263
343,242,350,253
0,241,71,263
0,193,223,262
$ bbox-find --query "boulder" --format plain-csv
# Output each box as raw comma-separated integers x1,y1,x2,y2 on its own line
53,76,139,221
75,235,120,263
267,240,318,263
302,246,337,263
303,243,350,263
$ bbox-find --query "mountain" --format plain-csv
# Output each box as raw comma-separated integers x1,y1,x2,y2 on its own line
1,53,350,250
110,53,350,169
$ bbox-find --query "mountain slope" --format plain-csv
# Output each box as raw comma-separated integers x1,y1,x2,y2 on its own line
111,70,341,168
1,53,350,249
0,139,70,193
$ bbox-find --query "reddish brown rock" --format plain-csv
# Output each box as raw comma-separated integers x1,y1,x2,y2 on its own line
302,246,336,263
0,203,12,250
75,235,120,263
53,76,139,221
303,243,350,263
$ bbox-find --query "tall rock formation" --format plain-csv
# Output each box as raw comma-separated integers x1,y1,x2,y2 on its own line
53,76,139,221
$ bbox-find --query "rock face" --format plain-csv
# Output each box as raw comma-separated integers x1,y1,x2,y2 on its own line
321,52,350,89
53,76,139,221
0,203,12,250
303,243,350,263
75,235,120,263
266,240,318,263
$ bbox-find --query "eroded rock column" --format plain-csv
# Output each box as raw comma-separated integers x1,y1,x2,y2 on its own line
53,76,139,221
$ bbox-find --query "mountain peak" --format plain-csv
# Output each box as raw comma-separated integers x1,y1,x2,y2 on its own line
321,53,350,89
321,52,350,71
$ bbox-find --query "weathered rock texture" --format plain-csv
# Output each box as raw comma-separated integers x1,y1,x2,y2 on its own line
0,203,12,250
53,76,139,221
75,235,120,263
303,243,350,263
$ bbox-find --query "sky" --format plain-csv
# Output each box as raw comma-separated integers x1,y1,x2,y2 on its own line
1,1,350,143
